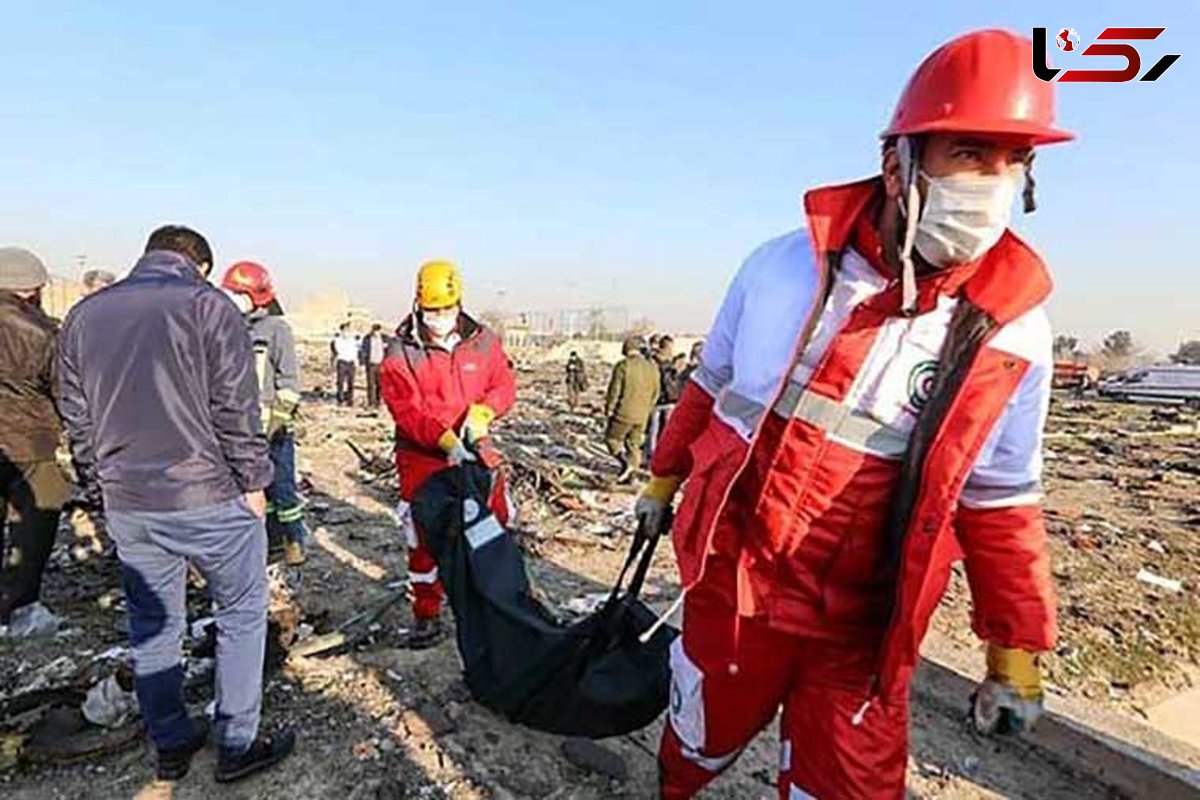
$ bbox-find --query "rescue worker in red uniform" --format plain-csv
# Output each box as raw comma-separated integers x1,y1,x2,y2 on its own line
380,260,517,648
636,30,1072,799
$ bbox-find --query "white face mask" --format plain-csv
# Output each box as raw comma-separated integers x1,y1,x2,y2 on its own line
423,308,458,338
913,169,1020,267
224,289,254,315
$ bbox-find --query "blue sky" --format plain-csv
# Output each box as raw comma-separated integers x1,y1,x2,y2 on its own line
1,1,1196,351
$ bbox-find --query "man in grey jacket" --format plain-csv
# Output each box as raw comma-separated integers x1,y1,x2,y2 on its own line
58,226,295,783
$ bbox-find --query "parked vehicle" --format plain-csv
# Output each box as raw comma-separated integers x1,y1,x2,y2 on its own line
1052,361,1100,394
1097,365,1200,408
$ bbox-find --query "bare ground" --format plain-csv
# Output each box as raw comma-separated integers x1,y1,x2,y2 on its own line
3,343,1194,799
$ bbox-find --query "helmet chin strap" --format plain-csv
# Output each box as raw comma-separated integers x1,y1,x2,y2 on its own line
896,135,922,316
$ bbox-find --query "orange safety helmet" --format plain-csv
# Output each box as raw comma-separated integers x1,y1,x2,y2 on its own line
882,29,1074,145
221,261,276,307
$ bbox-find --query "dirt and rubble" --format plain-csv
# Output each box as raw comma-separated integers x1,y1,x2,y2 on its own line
934,398,1200,724
1,340,1195,798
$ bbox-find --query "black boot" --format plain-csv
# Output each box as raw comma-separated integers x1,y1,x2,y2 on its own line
156,717,210,781
215,728,297,784
404,617,444,650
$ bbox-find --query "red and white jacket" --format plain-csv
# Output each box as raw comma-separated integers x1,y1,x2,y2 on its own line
380,314,517,500
653,178,1057,700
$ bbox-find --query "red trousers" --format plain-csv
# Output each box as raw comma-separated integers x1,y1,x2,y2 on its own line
407,471,512,621
658,585,909,799
407,534,446,621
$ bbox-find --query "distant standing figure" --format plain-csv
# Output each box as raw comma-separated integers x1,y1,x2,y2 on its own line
604,336,660,483
647,336,679,462
681,341,704,384
565,350,588,410
331,323,358,406
360,323,388,408
81,269,117,295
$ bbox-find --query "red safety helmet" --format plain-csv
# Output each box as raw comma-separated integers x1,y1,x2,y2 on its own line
221,261,276,307
882,29,1074,145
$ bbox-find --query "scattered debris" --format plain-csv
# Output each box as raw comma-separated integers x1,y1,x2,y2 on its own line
562,592,610,616
318,507,360,526
18,656,79,693
0,732,20,772
287,586,408,660
2,344,1196,797
1136,569,1183,594
0,603,63,639
22,705,141,765
80,675,138,729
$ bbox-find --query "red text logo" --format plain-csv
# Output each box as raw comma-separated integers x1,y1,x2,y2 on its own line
1033,27,1180,82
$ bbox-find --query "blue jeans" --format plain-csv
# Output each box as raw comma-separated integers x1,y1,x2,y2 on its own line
107,498,267,753
267,433,306,544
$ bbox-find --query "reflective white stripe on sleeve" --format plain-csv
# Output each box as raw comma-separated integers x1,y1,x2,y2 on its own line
960,481,1043,509
714,389,765,437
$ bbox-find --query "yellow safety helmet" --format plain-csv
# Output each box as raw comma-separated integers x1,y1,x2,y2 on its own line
415,260,463,310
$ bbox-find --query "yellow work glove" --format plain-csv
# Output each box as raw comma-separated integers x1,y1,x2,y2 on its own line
265,396,300,442
971,645,1045,735
634,475,682,538
264,388,302,443
461,404,496,445
438,430,477,466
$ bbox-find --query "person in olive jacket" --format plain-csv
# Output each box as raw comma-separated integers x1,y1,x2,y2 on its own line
603,336,660,482
0,247,69,635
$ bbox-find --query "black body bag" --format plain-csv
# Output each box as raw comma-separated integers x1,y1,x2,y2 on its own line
410,462,676,738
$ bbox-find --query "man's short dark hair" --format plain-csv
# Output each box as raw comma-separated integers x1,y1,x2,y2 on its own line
144,225,212,270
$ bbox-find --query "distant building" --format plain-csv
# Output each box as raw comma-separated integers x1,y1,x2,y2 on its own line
506,306,630,343
504,317,531,349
